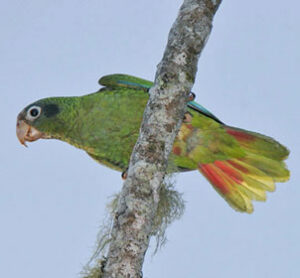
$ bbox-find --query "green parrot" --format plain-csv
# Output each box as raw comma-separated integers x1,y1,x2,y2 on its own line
16,74,289,213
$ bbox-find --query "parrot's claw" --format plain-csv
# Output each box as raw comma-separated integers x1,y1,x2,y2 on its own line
188,92,196,101
121,169,128,180
183,112,193,123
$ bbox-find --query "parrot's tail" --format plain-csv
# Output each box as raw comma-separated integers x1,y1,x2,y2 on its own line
198,126,290,213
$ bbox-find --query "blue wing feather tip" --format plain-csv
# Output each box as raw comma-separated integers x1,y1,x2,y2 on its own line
187,101,223,124
118,80,149,89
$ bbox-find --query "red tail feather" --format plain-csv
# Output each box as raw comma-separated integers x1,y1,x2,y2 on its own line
225,127,255,142
199,163,230,194
214,161,243,184
227,160,249,174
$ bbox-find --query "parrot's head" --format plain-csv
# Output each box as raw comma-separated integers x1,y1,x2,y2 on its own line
16,97,68,147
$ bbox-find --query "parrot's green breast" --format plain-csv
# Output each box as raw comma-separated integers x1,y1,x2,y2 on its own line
73,88,149,171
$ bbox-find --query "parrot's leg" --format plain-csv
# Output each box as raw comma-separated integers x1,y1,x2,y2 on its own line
188,92,196,101
183,112,193,123
121,169,128,180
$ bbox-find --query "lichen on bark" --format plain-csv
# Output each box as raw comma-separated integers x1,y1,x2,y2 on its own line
82,178,185,278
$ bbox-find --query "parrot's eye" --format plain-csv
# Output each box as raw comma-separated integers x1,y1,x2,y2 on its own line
26,106,42,121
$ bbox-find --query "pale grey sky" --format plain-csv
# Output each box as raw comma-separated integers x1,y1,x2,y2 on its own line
1,1,299,277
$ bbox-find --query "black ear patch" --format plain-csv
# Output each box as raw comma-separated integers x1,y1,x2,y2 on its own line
43,104,60,117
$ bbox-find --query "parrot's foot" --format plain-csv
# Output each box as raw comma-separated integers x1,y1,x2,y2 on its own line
121,169,128,180
188,92,196,101
183,112,193,123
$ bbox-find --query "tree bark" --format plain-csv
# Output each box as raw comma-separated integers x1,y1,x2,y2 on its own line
102,1,222,277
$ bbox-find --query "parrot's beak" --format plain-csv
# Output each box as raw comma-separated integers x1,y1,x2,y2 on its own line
16,119,45,147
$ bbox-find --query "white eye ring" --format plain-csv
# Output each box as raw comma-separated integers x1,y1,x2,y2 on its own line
26,106,42,121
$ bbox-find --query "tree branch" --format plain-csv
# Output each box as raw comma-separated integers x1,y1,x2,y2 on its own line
103,1,222,277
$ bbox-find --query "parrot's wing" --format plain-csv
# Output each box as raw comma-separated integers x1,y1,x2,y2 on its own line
172,110,290,213
99,74,222,123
